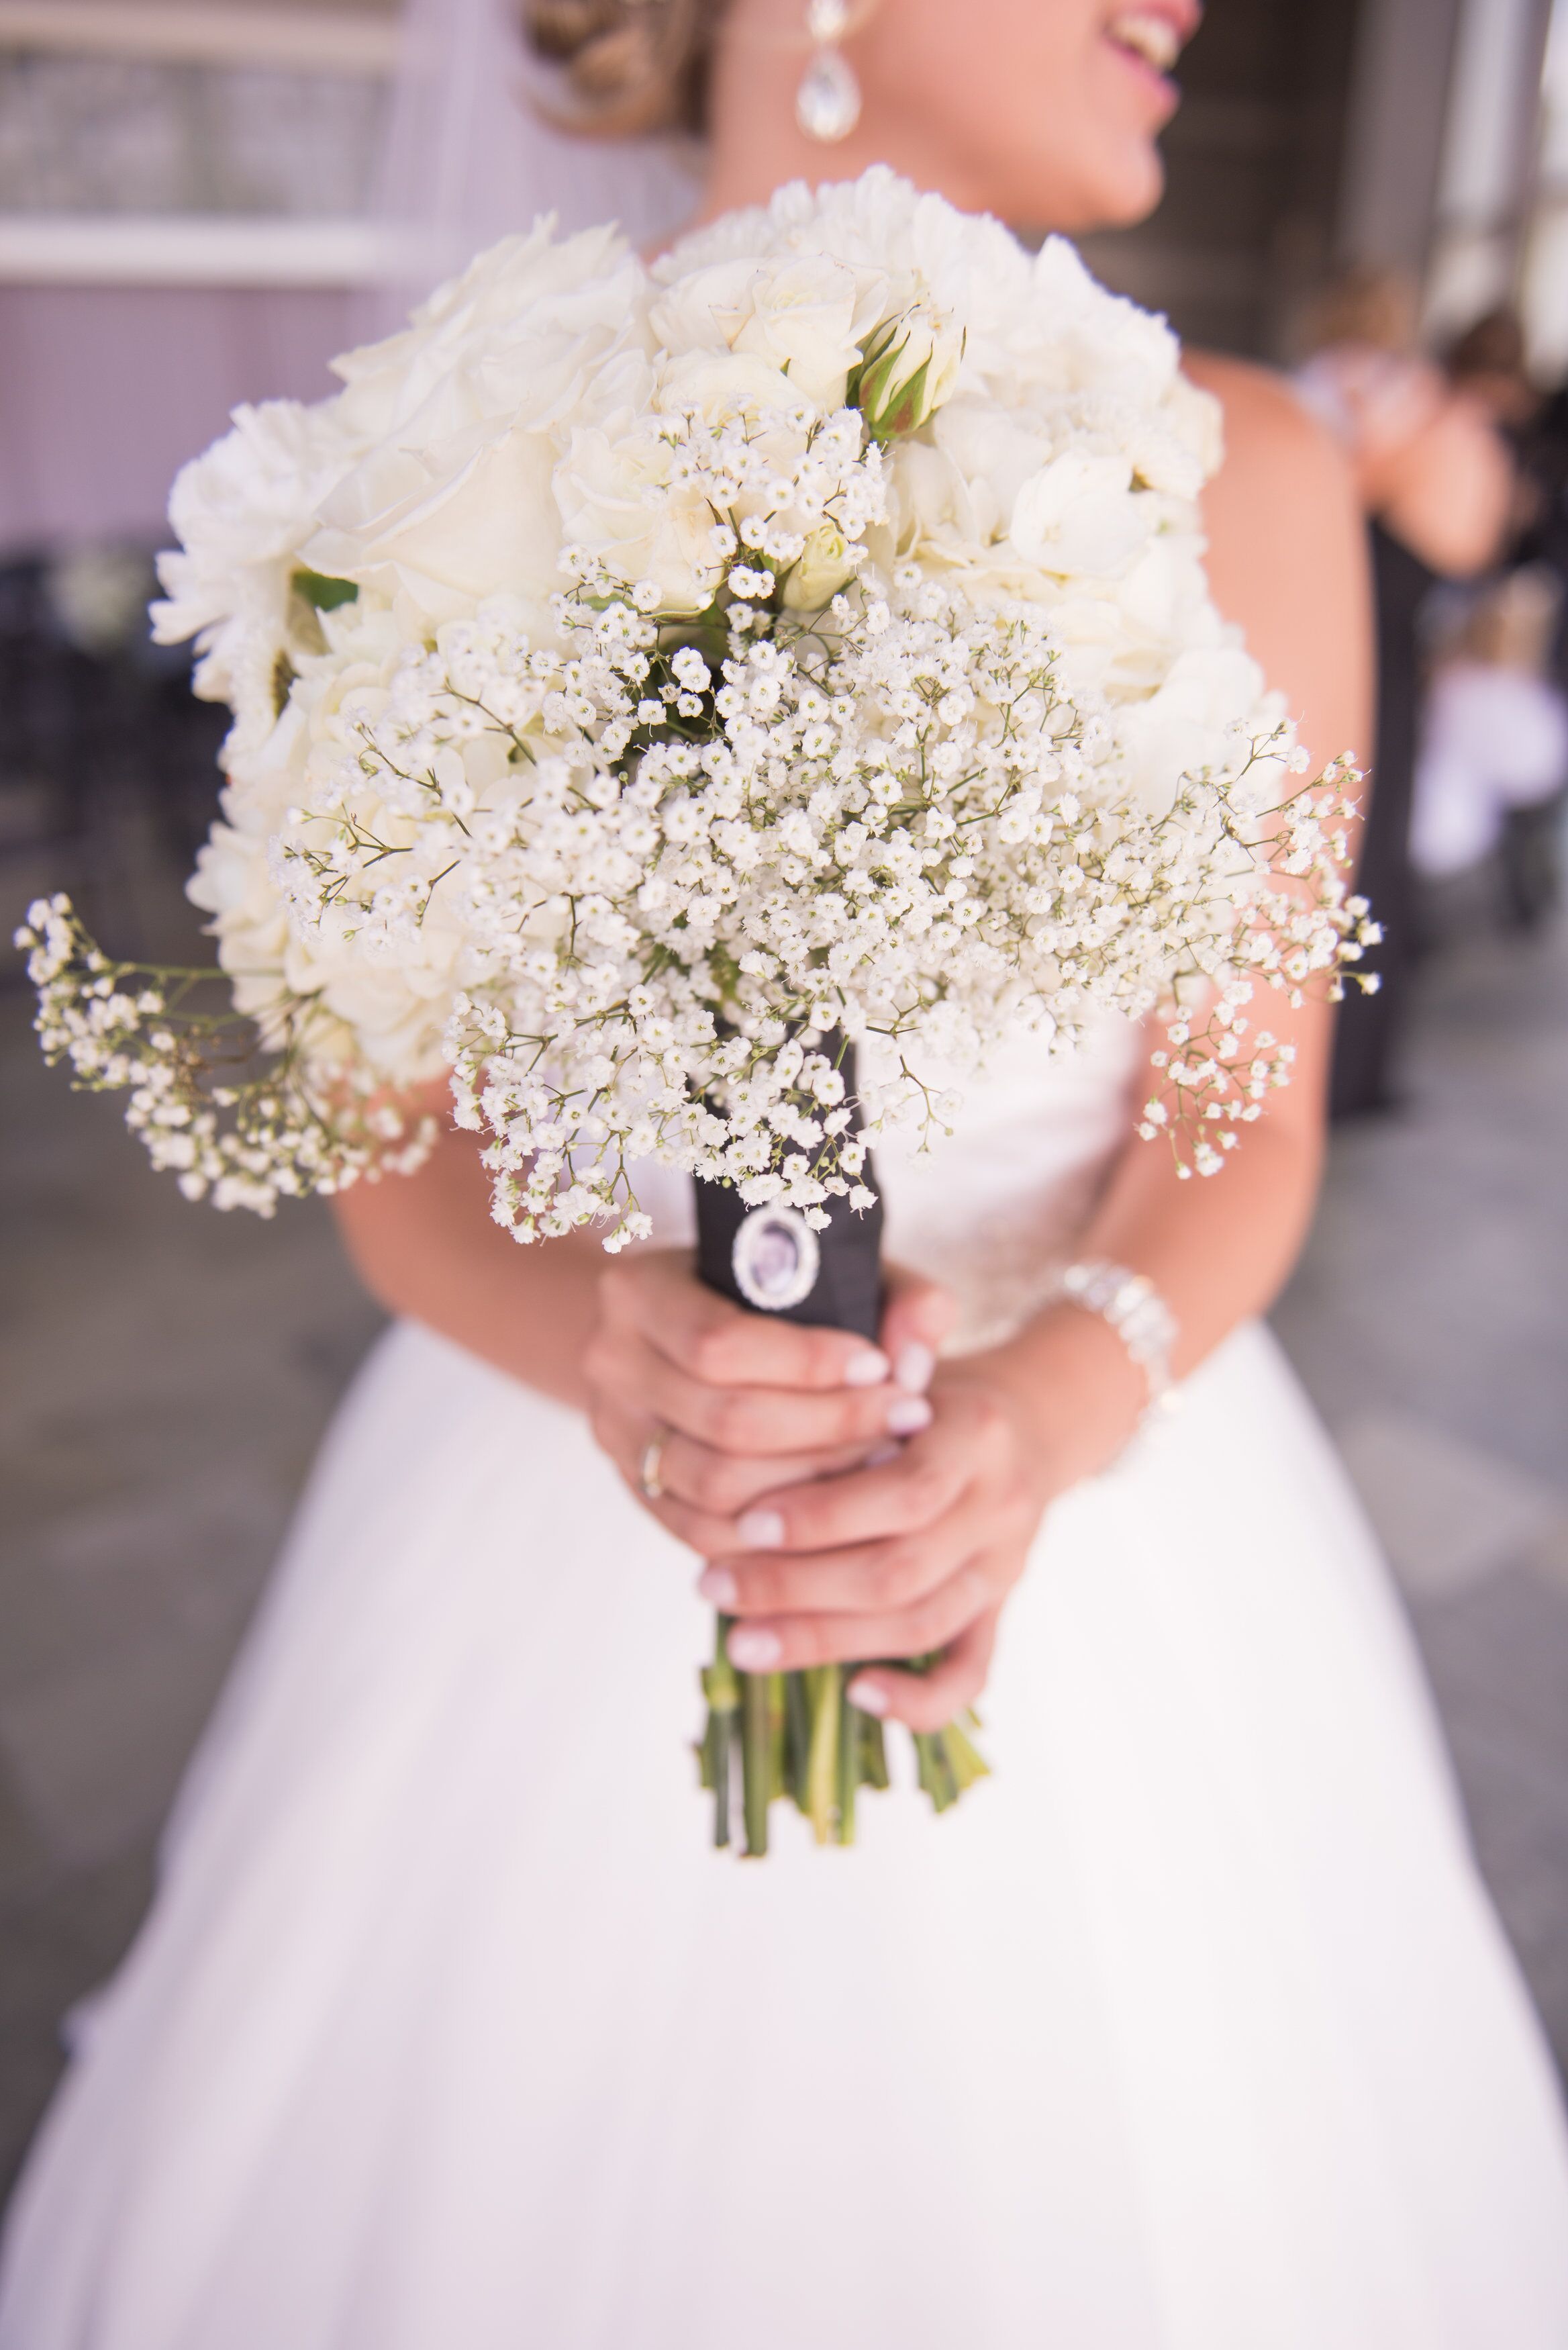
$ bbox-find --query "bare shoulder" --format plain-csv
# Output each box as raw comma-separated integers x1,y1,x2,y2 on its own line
1182,349,1353,502
1180,349,1372,771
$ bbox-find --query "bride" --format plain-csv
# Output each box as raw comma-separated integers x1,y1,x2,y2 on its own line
5,2,1568,2343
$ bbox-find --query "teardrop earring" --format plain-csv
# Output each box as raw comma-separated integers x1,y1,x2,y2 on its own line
796,0,861,144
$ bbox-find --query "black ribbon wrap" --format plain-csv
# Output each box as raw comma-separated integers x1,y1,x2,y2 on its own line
692,1044,883,1342
687,1041,986,1852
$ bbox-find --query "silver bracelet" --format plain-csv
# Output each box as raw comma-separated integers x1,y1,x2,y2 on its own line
1059,1259,1179,1423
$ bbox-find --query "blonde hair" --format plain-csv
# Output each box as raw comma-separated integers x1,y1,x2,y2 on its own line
520,0,725,134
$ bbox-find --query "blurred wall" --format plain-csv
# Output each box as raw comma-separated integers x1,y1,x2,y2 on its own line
1083,0,1559,366
1080,0,1363,357
0,284,356,547
0,0,396,555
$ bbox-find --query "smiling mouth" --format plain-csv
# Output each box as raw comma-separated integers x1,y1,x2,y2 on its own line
1105,11,1185,75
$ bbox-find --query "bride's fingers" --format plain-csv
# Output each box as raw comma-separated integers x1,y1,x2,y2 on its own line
593,1331,930,1458
601,1252,889,1393
846,1606,1000,1733
703,1486,997,1621
720,1557,993,1675
654,1428,879,1518
593,1403,877,1532
727,1414,972,1555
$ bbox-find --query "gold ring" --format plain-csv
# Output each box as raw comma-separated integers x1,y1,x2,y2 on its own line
638,1426,669,1501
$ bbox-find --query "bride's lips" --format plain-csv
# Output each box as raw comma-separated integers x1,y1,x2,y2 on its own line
1102,3,1201,105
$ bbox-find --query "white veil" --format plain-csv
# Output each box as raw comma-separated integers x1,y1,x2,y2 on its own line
366,0,703,325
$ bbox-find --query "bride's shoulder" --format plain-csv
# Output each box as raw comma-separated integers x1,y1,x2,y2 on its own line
1181,347,1343,465
1180,350,1372,765
1181,349,1362,569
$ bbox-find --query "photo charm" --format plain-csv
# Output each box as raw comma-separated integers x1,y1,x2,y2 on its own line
731,1204,821,1313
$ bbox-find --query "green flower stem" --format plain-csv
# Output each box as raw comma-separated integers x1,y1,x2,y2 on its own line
784,1669,812,1809
702,1618,741,1849
944,1719,991,1795
766,1672,787,1801
712,1714,732,1848
698,1622,986,1850
836,1674,858,1846
914,1729,963,1813
805,1664,841,1844
742,1666,772,1858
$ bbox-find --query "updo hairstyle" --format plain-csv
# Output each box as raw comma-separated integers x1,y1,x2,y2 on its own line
520,0,726,134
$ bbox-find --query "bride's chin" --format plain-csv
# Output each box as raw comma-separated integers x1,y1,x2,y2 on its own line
1016,140,1165,236
1093,143,1167,226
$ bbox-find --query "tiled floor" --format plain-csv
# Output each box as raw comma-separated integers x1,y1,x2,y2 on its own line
1,869,1565,2202
1273,908,1568,2069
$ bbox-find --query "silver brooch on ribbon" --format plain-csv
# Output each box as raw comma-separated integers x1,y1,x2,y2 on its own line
731,1204,821,1313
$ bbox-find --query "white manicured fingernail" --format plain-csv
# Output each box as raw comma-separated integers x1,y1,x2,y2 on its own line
736,1508,785,1550
887,1395,932,1436
895,1341,936,1394
847,1677,888,1716
699,1567,737,1607
844,1348,891,1387
728,1628,782,1671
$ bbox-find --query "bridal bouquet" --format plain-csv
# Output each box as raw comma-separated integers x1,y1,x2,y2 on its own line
19,169,1373,1854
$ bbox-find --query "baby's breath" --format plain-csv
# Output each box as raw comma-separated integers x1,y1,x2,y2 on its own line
15,896,434,1215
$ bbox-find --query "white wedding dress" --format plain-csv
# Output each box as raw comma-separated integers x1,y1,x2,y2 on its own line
3,1015,1568,2350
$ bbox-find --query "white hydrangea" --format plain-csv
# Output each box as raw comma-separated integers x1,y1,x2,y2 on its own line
34,167,1373,1225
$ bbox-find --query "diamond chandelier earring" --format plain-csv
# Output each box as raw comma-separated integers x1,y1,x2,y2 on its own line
796,0,861,143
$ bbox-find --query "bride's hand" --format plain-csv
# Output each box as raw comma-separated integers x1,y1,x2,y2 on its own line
583,1248,954,1534
583,1248,1055,1732
698,1351,1057,1732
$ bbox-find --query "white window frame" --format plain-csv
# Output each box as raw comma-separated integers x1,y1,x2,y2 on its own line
0,1,404,287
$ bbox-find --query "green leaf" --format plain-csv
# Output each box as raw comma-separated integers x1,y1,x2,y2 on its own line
292,568,358,612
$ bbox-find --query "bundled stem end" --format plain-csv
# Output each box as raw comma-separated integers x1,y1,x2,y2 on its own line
697,1644,987,1854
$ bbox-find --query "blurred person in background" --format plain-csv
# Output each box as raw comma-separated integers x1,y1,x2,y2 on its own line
3,6,1567,2347
1430,314,1568,931
1295,266,1514,1115
1493,312,1568,722
1520,380,1568,650
1444,303,1545,438
1413,567,1568,927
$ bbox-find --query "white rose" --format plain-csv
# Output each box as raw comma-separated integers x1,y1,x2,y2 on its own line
781,522,857,610
303,424,563,630
1109,536,1215,686
1010,450,1149,579
332,220,646,444
656,347,798,426
732,256,871,407
884,440,991,559
300,221,648,627
651,254,872,410
295,955,452,1080
554,416,720,614
1116,641,1266,817
932,398,1048,532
